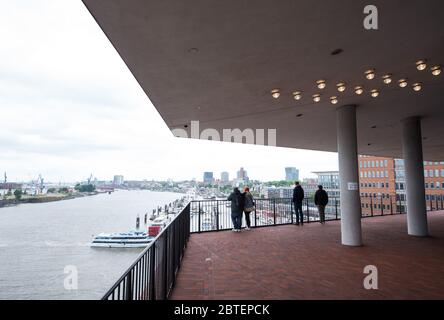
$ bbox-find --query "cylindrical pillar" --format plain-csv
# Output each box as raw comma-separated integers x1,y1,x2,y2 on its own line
401,117,428,236
337,105,363,246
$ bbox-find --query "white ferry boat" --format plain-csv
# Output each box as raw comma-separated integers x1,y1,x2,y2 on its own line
90,231,154,248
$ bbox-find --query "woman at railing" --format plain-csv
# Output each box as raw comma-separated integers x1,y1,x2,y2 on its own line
242,187,255,230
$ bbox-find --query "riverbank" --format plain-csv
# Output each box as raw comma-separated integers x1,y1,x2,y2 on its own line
0,191,101,208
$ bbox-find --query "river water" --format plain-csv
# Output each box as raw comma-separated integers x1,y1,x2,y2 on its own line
0,190,182,300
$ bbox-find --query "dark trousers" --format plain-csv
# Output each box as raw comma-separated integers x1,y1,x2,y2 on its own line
293,201,304,224
318,205,326,223
231,212,242,230
244,211,251,228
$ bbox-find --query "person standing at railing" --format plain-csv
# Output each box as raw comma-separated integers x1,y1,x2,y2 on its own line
293,181,305,225
314,185,329,224
228,187,244,232
242,187,255,230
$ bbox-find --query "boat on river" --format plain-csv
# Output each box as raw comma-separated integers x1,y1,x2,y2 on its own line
90,231,154,248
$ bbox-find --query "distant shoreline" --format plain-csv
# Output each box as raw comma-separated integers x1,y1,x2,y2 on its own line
0,191,101,208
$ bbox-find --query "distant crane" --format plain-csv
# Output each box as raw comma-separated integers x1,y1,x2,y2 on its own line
87,173,93,185
33,174,44,194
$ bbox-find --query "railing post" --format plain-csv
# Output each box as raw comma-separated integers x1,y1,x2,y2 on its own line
198,202,201,233
216,201,220,231
126,270,133,301
290,200,294,224
149,245,156,300
163,231,168,300
370,195,374,217
390,195,393,215
380,196,384,216
335,198,338,220
429,197,432,211
306,198,310,223
273,199,276,226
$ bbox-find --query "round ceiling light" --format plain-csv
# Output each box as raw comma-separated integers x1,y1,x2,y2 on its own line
337,83,346,92
370,89,379,98
330,96,338,105
416,60,427,71
271,89,280,99
431,65,441,76
292,91,302,100
365,69,376,80
313,94,321,103
354,86,364,95
398,79,408,88
412,83,422,92
316,80,326,89
382,74,392,84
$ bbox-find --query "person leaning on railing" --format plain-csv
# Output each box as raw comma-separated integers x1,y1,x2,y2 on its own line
242,187,255,230
314,185,329,224
228,187,244,232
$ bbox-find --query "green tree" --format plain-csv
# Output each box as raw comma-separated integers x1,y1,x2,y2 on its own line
14,189,23,200
47,188,57,193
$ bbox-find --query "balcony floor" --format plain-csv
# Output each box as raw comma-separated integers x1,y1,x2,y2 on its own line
171,211,444,300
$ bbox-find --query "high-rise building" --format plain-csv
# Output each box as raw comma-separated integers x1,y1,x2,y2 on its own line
237,167,248,181
203,172,214,185
285,167,299,181
221,172,229,183
113,175,124,186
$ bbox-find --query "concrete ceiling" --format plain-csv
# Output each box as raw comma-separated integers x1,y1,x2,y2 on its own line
82,0,444,160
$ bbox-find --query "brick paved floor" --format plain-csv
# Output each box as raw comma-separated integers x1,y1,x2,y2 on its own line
170,212,444,300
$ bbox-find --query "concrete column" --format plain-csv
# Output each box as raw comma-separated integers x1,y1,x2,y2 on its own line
401,116,428,237
337,105,363,246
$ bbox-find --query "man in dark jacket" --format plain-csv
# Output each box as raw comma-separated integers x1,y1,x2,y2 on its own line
314,185,329,224
228,188,244,232
292,181,305,225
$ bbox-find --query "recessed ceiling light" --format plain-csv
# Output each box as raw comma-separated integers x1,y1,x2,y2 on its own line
337,83,346,92
292,91,302,100
365,69,376,80
398,79,408,88
271,89,280,99
313,94,321,103
370,89,379,98
416,60,427,71
330,96,338,105
354,86,364,95
382,74,392,84
316,80,326,89
412,83,422,92
431,65,441,76
371,125,377,129
296,114,303,118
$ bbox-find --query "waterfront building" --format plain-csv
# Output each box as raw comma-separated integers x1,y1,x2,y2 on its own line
113,175,124,186
236,167,249,181
285,167,299,182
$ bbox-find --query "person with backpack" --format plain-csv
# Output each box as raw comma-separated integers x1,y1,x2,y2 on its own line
228,187,244,232
242,187,255,230
314,185,329,224
292,181,305,225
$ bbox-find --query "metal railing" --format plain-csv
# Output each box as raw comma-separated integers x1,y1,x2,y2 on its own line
101,203,190,300
190,194,444,233
102,193,443,299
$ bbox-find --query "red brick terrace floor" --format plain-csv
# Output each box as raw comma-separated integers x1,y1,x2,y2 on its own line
170,212,444,300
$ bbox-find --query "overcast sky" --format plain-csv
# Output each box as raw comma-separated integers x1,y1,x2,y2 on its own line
0,0,339,183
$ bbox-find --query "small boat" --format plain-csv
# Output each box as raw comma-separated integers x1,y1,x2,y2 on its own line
90,231,154,248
